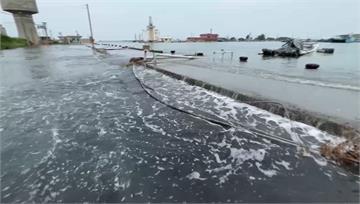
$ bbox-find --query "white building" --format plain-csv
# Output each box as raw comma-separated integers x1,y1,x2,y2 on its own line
147,16,156,42
160,37,172,43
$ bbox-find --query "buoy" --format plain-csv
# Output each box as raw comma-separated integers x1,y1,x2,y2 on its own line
305,63,320,69
239,56,248,62
170,50,176,54
317,48,334,54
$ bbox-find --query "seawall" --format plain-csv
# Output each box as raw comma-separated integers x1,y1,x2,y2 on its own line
145,63,360,141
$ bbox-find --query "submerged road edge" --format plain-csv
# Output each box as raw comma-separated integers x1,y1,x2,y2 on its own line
145,63,360,141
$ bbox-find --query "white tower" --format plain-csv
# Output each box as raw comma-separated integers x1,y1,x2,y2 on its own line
147,16,156,42
0,0,40,45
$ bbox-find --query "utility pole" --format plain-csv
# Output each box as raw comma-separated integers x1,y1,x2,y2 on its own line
43,22,48,37
86,4,94,48
49,30,53,39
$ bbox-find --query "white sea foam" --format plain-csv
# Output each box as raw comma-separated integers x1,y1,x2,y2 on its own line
37,128,62,164
134,66,351,184
98,128,107,137
137,67,342,146
143,119,167,135
255,162,278,177
275,160,292,170
230,148,266,165
186,171,206,180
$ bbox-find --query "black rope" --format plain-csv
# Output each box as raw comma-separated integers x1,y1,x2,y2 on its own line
132,65,232,130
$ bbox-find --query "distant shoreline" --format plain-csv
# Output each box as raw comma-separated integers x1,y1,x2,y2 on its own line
101,39,360,44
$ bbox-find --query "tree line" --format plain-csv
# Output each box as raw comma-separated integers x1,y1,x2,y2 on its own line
217,34,291,42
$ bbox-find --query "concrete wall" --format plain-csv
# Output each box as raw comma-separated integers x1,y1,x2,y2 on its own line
0,0,38,14
13,13,39,45
0,0,39,45
0,24,7,36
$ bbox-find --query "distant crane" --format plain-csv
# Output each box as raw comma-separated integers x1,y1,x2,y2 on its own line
37,22,48,37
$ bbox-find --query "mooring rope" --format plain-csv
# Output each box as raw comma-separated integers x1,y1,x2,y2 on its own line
132,65,232,130
132,64,308,148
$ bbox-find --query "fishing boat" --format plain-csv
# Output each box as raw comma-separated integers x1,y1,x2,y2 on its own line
262,39,319,57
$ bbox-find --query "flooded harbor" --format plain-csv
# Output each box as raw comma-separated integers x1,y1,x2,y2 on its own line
119,41,360,89
108,41,360,127
0,45,359,202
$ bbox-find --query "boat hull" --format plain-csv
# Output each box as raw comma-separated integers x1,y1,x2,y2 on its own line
262,40,318,57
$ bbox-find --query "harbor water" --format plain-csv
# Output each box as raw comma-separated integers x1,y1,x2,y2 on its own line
118,41,360,90
0,45,359,202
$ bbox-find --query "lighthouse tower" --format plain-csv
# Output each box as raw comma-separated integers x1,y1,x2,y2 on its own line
0,0,40,45
147,16,156,42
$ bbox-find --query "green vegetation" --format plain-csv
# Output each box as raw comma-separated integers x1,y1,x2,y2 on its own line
0,35,28,50
254,34,266,41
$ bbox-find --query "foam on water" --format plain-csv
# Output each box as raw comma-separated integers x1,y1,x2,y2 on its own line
131,66,356,185
186,172,207,180
135,67,345,148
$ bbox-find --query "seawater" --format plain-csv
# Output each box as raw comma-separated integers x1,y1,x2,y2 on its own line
114,41,360,91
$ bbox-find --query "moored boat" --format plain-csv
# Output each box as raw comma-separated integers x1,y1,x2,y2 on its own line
262,39,318,57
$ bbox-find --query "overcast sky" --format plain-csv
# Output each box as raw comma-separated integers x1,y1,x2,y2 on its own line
1,0,359,40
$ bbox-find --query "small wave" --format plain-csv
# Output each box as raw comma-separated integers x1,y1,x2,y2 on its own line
167,59,360,91
260,73,360,91
39,128,62,164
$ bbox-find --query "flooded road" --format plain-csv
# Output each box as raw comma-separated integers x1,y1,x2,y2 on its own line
0,46,359,202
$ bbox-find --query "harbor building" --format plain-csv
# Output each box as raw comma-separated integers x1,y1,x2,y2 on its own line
143,16,170,42
0,24,7,36
0,0,40,45
58,34,82,44
187,30,219,42
160,37,172,43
